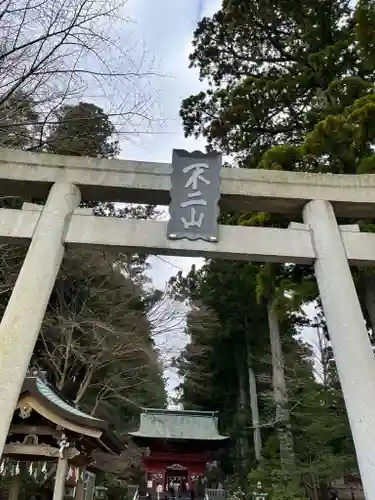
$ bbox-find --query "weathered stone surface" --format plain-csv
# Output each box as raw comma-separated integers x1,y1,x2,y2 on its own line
0,207,315,263
0,205,371,266
303,200,375,500
2,148,375,216
0,183,80,457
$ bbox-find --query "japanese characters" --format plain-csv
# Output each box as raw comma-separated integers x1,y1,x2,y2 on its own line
167,150,222,241
180,163,210,230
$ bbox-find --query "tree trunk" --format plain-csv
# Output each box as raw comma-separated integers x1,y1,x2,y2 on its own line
236,347,249,467
267,299,295,469
246,335,262,462
363,274,375,334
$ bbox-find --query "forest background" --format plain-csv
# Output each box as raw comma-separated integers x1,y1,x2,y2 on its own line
1,1,375,500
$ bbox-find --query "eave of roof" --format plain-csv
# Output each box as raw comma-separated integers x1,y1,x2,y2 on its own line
129,408,228,441
20,376,123,455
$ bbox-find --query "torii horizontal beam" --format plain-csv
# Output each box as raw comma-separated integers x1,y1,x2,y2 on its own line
1,204,375,266
1,145,375,497
2,147,375,217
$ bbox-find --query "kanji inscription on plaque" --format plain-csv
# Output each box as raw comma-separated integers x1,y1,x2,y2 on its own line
167,149,222,241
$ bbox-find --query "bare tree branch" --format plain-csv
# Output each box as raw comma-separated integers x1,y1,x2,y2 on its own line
0,0,164,148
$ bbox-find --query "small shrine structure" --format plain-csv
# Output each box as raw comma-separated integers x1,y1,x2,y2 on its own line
2,371,123,500
129,408,228,494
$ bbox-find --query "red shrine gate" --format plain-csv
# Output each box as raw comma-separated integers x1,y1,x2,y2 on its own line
130,409,228,492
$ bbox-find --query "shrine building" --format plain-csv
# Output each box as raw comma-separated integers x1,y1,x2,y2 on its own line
4,370,123,500
129,408,228,493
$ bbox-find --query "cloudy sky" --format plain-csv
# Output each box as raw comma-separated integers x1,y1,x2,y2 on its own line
115,0,222,398
111,0,319,399
121,0,221,165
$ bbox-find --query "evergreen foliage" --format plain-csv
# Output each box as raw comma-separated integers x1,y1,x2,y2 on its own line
174,0,374,497
46,102,119,158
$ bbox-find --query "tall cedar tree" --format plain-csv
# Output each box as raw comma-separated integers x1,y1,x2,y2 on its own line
176,0,367,495
181,0,373,168
46,102,119,158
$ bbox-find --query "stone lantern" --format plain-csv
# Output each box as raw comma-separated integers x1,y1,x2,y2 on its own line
252,482,268,500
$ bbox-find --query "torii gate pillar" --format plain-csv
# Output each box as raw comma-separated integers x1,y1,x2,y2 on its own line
0,149,375,497
0,182,80,456
303,200,375,499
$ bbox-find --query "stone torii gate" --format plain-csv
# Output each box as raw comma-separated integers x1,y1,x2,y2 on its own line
0,148,375,497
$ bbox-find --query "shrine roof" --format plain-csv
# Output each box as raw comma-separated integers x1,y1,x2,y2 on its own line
129,408,228,441
19,375,123,455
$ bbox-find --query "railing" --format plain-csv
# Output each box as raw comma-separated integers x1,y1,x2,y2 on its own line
85,471,96,500
205,489,226,500
128,485,139,500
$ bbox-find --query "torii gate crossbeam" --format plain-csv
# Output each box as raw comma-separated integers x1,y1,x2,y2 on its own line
2,147,375,216
0,148,374,499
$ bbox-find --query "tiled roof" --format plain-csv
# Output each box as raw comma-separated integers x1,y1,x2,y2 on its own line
36,378,101,421
129,408,228,441
19,375,124,455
